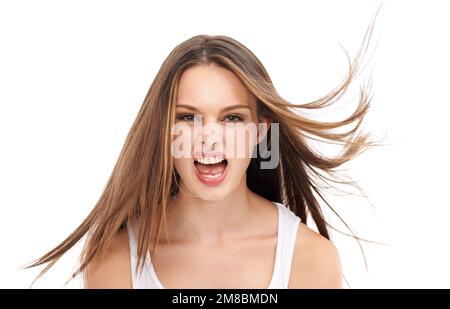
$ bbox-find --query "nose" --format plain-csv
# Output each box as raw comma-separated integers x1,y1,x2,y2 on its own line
195,122,224,154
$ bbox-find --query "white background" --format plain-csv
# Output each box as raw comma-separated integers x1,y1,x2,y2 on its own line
1,0,449,288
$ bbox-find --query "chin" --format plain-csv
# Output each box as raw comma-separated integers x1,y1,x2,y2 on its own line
195,191,230,202
189,179,235,201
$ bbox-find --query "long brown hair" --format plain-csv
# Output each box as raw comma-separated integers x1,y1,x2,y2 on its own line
23,7,384,287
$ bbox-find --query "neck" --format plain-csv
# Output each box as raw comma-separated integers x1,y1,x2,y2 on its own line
165,177,259,245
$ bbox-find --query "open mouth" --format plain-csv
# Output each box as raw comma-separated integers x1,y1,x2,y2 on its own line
193,157,228,185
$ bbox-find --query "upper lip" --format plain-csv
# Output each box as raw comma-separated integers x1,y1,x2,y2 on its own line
193,151,226,160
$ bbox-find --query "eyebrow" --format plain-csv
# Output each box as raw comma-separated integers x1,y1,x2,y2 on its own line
176,104,251,113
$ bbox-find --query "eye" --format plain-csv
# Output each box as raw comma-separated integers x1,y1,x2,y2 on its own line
223,114,243,122
177,114,201,122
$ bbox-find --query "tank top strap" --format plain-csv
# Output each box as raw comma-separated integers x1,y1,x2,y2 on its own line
127,222,159,289
271,202,301,288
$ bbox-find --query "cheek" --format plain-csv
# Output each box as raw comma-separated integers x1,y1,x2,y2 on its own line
171,123,196,159
227,157,252,177
173,158,193,176
224,127,258,159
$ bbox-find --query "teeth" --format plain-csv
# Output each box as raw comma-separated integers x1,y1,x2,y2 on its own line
195,157,225,165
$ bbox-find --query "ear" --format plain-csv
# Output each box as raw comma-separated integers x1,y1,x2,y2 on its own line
256,116,271,144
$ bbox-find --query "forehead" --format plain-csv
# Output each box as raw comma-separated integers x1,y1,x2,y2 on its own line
176,63,255,109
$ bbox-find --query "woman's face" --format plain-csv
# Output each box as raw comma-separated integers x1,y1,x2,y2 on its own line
171,63,268,201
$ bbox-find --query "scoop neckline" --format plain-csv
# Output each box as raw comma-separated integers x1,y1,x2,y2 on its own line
146,201,283,289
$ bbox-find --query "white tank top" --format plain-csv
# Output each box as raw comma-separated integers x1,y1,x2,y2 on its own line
127,201,301,289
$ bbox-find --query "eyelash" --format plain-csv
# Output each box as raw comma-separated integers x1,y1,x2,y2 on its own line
176,114,244,123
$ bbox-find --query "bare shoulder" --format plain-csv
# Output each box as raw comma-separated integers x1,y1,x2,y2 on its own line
288,222,343,289
83,227,132,289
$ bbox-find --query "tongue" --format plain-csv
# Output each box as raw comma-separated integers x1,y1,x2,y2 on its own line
195,161,227,175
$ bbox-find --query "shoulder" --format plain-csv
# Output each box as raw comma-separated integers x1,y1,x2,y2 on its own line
288,222,343,288
83,227,132,288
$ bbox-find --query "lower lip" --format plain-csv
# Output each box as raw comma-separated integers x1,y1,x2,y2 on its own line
194,162,228,186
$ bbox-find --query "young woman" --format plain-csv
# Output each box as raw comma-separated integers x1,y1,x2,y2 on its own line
25,15,380,289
